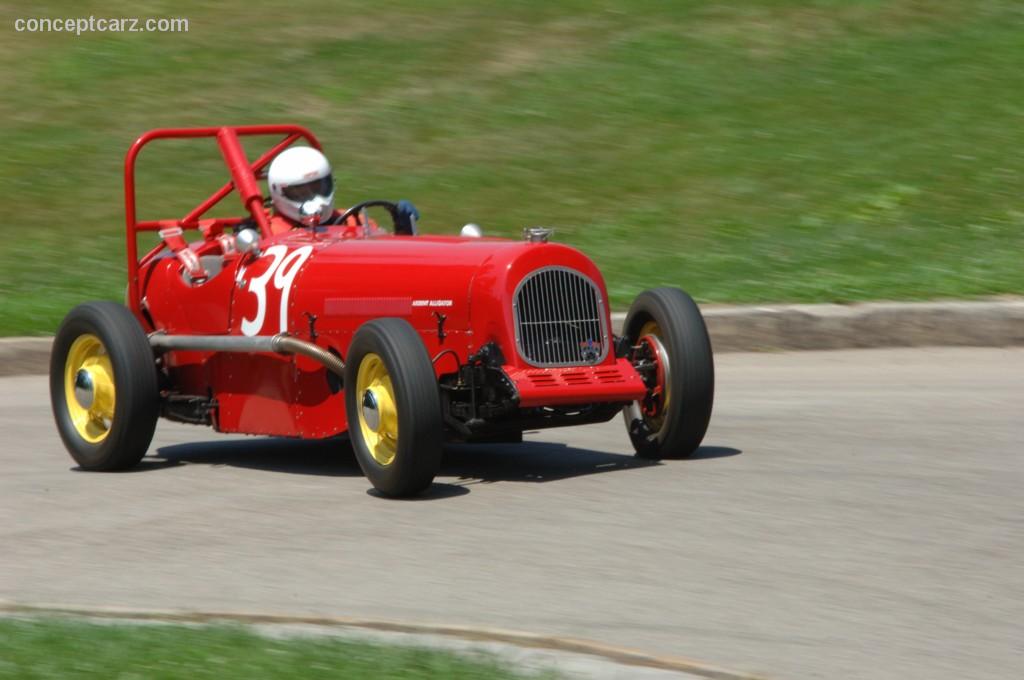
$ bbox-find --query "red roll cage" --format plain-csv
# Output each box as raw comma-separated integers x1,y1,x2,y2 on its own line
123,125,321,315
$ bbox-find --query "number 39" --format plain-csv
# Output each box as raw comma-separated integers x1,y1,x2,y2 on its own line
240,245,313,336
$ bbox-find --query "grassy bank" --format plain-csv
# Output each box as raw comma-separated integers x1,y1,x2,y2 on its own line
0,618,555,679
2,0,1023,334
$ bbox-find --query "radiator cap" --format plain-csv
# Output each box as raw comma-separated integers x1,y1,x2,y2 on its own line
523,226,553,243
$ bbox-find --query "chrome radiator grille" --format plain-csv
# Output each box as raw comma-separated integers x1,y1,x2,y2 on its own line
513,267,608,367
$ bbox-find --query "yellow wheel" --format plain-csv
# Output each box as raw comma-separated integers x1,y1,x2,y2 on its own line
345,318,443,497
355,353,399,466
50,302,159,470
622,288,714,459
63,334,116,444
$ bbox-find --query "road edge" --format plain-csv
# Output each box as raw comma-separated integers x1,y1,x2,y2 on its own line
699,297,1024,352
0,601,767,680
3,298,1022,376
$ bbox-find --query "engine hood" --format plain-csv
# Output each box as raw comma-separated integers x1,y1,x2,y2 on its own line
287,233,609,356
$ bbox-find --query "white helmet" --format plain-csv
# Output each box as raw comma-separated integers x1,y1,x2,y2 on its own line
267,146,335,226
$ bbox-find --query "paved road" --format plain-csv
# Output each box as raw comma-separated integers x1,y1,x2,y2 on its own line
2,348,1021,679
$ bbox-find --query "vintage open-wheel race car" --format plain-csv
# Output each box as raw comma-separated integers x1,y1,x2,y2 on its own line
50,125,714,497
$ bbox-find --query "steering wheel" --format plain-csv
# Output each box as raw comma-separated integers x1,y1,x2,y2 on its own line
334,200,415,235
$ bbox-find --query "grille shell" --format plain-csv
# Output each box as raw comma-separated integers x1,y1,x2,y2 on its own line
512,267,609,367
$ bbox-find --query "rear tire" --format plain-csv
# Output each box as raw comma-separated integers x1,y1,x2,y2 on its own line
49,302,160,470
622,288,714,459
344,318,443,497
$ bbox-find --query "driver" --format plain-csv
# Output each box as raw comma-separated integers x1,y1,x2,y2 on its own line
266,146,419,234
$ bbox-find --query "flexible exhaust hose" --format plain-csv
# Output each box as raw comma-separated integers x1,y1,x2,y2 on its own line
149,333,345,378
271,335,345,377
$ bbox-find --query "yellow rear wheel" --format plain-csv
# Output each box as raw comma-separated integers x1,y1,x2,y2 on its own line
63,334,117,444
50,302,160,471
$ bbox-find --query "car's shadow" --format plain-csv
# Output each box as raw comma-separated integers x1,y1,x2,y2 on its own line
144,437,359,477
143,436,741,498
441,441,739,484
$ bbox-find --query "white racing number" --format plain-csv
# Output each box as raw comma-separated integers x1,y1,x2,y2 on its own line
240,245,313,336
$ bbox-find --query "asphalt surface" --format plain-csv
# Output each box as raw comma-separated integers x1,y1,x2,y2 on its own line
1,348,1021,680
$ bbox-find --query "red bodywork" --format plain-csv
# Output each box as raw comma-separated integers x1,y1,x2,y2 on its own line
126,126,646,438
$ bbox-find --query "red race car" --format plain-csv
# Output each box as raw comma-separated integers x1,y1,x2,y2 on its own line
50,125,714,497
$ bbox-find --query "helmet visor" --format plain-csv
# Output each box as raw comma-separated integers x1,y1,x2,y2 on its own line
282,176,333,202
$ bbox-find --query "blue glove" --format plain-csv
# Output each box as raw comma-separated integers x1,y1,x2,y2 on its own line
395,199,420,235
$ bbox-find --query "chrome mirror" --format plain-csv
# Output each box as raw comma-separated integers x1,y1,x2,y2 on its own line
460,223,483,238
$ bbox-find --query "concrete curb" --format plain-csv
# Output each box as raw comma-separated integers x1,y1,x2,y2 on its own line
2,299,1021,376
697,298,1024,352
0,602,767,680
0,337,51,377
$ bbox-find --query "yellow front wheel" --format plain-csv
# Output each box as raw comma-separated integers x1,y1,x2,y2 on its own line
355,353,400,466
50,302,160,470
345,318,443,497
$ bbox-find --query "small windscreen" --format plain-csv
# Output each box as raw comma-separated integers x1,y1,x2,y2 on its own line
282,176,333,202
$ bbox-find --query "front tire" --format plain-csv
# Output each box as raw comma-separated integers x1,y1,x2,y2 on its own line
49,302,160,470
344,318,443,497
622,288,714,459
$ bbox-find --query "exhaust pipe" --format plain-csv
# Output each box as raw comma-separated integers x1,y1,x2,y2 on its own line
149,332,345,378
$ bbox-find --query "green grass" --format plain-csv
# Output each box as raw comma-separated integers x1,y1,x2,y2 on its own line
2,0,1023,334
0,618,556,679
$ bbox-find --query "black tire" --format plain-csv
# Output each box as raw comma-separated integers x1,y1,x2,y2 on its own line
344,318,443,497
622,288,714,459
49,301,160,470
